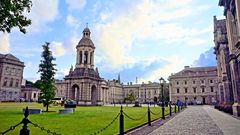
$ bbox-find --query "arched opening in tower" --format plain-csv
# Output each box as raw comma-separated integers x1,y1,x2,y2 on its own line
91,85,97,105
84,51,88,64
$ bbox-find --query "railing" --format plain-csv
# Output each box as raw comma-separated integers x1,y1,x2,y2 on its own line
0,107,61,135
118,103,187,135
0,103,187,135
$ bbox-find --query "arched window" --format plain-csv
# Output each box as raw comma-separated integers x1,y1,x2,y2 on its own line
9,78,13,87
84,51,88,64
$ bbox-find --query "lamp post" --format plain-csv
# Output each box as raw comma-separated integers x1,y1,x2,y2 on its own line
159,77,165,119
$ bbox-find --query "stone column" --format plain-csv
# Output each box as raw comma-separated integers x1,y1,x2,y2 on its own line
169,83,172,102
80,83,83,100
75,88,77,100
92,52,94,67
226,11,236,52
231,59,240,116
87,51,91,67
88,83,90,101
235,0,240,37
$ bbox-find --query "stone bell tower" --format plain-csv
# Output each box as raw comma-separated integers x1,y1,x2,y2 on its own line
75,25,95,69
62,25,106,106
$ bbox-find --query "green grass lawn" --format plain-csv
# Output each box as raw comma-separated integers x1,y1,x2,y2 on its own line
0,103,172,135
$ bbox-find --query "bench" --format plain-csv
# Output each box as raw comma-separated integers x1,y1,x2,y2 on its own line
22,108,42,114
59,108,74,114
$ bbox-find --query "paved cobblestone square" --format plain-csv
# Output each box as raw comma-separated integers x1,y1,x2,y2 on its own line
149,106,224,135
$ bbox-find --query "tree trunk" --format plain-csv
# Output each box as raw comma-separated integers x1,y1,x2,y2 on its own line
46,104,49,112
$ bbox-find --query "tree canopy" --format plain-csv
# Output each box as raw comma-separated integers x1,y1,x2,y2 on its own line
124,93,135,103
0,0,32,34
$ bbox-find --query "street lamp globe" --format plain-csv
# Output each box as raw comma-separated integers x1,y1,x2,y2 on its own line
159,77,165,84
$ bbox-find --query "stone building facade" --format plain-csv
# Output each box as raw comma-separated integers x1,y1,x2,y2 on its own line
55,27,109,105
20,85,40,102
214,17,234,105
0,54,24,102
214,0,240,116
108,78,124,104
122,82,168,103
169,66,218,105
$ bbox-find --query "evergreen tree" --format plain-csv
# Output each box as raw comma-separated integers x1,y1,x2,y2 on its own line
38,42,57,112
0,0,32,33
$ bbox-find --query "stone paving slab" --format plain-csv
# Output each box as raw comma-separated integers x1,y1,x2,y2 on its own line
149,106,223,135
126,113,178,135
204,106,240,135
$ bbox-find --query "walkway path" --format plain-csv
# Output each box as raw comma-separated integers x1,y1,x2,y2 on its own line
149,106,240,135
204,106,240,135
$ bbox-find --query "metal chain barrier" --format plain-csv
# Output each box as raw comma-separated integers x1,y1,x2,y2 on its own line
149,109,161,116
123,111,147,121
30,122,61,135
1,122,22,135
90,112,120,135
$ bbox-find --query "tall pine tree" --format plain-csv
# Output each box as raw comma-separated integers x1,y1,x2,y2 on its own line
38,42,57,112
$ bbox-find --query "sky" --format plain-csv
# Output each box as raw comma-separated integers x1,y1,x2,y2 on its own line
0,0,225,84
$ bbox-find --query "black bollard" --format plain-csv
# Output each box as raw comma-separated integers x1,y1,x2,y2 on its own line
148,105,151,126
175,104,177,113
162,103,165,119
119,105,124,135
169,103,172,116
20,107,30,135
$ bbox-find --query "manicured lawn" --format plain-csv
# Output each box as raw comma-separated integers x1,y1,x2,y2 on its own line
0,103,171,135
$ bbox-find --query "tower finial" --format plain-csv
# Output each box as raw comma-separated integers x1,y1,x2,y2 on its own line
86,23,88,28
118,73,121,83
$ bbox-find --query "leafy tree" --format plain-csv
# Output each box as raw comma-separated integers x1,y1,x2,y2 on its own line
0,0,32,33
38,42,57,112
124,93,135,103
33,80,42,89
159,84,170,102
25,80,34,86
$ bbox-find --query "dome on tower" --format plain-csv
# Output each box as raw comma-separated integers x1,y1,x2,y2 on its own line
76,26,94,48
77,38,94,47
83,27,90,32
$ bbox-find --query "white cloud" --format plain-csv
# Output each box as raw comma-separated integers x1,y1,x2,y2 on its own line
55,68,69,79
187,38,207,46
139,55,185,82
65,0,86,11
0,33,10,53
94,0,210,70
27,0,59,32
66,15,75,26
23,61,40,82
51,41,65,57
66,14,81,29
100,12,112,22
